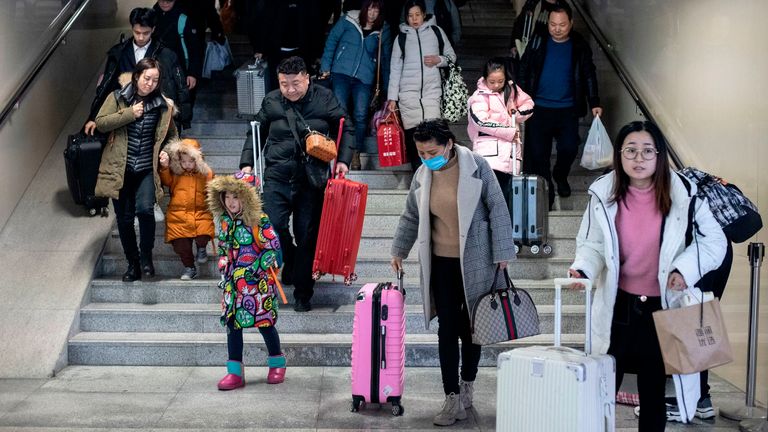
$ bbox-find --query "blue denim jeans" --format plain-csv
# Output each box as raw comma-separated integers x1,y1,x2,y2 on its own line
331,73,373,152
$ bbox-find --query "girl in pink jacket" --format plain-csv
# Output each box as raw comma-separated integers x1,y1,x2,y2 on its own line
467,58,534,196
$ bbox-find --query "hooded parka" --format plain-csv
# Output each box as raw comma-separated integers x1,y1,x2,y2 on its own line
159,138,215,243
571,170,727,423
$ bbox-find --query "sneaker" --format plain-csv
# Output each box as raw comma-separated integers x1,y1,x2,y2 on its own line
181,266,197,280
666,397,716,421
633,405,640,417
459,380,474,409
196,247,208,264
433,392,467,426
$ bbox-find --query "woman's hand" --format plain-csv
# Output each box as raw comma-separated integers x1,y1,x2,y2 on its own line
498,262,508,270
423,55,441,67
319,71,331,79
566,268,588,290
390,256,403,274
667,271,687,291
84,121,97,136
132,101,144,118
387,100,397,113
159,151,169,168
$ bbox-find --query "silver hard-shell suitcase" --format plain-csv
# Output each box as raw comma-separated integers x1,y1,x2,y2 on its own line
509,175,551,255
496,278,616,432
235,59,268,117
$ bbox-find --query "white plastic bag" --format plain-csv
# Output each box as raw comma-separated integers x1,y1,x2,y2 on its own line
202,39,233,79
580,116,612,170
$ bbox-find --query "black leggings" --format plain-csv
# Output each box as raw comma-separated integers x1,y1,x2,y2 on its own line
431,255,482,395
226,320,282,362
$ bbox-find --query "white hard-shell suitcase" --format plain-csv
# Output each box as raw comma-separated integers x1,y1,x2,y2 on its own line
235,59,268,117
496,278,616,432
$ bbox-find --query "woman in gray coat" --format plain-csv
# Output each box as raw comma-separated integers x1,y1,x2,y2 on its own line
390,119,515,426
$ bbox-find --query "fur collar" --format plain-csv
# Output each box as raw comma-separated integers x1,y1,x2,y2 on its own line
163,138,211,176
206,176,263,227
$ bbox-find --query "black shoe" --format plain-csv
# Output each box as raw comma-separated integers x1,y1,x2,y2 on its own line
122,260,141,282
293,300,312,312
140,254,155,278
556,179,571,197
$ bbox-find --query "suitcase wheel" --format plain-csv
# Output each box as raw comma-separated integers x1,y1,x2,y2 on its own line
391,403,404,416
312,271,322,281
88,208,97,217
514,244,520,254
542,244,553,255
530,244,540,255
350,397,364,412
343,273,358,286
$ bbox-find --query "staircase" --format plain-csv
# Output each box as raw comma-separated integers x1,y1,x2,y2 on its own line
68,1,601,367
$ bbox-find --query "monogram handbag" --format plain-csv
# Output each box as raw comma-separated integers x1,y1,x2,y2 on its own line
470,267,540,346
305,130,337,163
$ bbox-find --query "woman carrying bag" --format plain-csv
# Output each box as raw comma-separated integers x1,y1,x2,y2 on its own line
390,119,515,426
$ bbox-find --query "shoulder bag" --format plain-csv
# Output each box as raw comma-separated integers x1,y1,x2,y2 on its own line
285,105,330,189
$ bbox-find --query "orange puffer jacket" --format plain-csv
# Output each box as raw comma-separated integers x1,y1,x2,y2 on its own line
159,138,215,242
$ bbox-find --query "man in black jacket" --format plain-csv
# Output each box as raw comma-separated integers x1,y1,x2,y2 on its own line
518,3,602,208
84,7,190,135
153,0,202,90
239,57,355,312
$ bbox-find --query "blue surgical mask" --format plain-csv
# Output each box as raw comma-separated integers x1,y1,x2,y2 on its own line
420,145,451,171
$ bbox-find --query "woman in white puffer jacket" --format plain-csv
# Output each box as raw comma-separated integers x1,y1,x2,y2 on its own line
387,0,456,171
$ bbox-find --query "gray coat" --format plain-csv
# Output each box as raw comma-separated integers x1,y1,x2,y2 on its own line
391,145,516,328
387,16,456,130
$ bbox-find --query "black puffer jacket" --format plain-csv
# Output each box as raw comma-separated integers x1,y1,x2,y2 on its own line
518,30,600,117
88,38,191,124
239,82,355,184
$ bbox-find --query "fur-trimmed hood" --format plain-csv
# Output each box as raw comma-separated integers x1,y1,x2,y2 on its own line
206,176,263,227
163,138,211,176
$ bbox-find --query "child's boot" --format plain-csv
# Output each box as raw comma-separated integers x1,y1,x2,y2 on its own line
217,360,245,390
267,354,286,384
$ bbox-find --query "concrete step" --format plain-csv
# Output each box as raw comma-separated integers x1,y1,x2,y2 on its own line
79,303,586,335
89,277,591,306
68,332,585,367
100,254,574,280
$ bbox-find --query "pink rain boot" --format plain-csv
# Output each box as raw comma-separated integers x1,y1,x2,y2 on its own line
217,360,245,390
267,354,286,384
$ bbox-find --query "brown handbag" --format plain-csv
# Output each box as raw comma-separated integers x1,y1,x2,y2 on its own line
305,131,337,163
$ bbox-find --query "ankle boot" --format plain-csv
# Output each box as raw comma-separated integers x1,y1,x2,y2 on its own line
122,259,141,282
140,252,155,278
267,354,286,384
217,360,245,391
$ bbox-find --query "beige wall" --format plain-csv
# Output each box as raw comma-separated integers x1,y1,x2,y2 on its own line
581,0,768,400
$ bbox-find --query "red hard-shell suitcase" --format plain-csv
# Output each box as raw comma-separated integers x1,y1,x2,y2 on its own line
376,112,407,167
351,276,406,416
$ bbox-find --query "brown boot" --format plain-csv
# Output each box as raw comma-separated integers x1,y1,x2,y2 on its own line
350,151,362,170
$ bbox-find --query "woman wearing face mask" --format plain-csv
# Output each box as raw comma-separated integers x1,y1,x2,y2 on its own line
390,119,515,426
95,58,178,282
387,0,456,172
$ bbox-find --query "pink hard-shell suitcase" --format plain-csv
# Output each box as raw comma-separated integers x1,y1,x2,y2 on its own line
350,275,406,416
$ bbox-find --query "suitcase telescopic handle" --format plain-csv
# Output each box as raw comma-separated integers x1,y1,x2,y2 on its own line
249,120,264,193
553,277,593,354
396,270,405,295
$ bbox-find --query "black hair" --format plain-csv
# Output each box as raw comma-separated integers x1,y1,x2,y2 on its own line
129,7,157,28
413,118,456,146
483,57,519,102
277,56,307,76
551,3,573,21
403,0,426,16
131,57,162,97
611,120,672,216
360,0,385,30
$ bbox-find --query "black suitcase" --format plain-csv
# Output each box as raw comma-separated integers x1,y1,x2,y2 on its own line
509,175,552,255
63,132,109,216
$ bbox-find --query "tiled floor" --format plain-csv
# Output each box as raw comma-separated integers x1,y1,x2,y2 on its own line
0,366,758,431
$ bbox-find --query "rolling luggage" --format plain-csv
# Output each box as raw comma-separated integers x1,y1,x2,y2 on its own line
496,278,616,432
235,58,268,117
63,132,109,216
509,175,551,255
350,275,406,416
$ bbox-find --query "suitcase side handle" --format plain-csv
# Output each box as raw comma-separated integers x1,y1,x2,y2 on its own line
553,278,593,354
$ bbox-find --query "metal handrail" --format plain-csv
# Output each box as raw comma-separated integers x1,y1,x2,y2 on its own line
0,0,93,128
570,0,685,169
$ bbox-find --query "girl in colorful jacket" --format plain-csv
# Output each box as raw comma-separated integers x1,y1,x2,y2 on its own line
206,174,284,390
467,57,534,200
158,138,215,280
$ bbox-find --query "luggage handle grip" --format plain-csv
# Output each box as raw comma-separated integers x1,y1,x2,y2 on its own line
553,277,593,354
380,325,387,369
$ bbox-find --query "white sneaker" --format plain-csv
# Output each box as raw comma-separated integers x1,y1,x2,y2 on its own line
459,380,474,409
433,392,467,426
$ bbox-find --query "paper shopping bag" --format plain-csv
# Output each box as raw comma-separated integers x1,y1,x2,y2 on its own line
652,298,733,375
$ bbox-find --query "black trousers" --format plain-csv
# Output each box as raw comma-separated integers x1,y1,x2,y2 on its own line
524,106,580,205
226,320,281,362
431,255,482,395
608,289,666,432
403,127,422,173
113,170,156,261
262,176,324,303
494,170,512,207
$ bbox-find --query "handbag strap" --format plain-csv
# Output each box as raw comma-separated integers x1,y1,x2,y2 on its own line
284,103,307,158
374,28,382,94
489,265,516,296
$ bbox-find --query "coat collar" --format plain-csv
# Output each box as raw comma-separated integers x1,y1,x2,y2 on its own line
587,169,696,208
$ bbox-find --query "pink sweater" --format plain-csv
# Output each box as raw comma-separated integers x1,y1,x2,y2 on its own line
616,185,662,297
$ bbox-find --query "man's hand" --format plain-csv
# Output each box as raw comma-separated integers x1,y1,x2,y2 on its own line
253,52,263,60
240,165,253,174
132,101,144,118
159,151,169,168
592,107,603,118
187,76,197,90
84,121,97,136
335,162,349,177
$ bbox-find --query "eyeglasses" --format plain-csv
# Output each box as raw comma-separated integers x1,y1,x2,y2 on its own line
621,147,659,161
